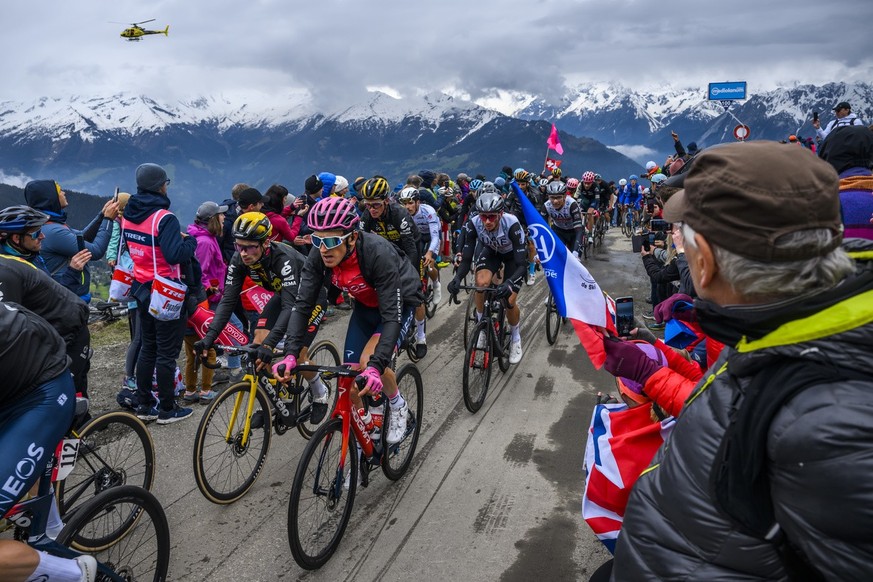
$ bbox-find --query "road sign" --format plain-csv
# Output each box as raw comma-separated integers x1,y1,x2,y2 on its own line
708,81,747,101
733,124,751,141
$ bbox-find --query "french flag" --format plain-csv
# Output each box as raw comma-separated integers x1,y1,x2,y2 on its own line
583,402,676,552
512,182,616,367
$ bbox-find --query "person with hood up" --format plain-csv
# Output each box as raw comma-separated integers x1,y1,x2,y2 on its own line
817,125,873,240
24,179,118,302
122,163,197,425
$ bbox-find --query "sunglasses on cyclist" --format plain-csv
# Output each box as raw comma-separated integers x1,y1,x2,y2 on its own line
479,213,500,222
24,229,43,240
234,242,262,254
311,231,354,250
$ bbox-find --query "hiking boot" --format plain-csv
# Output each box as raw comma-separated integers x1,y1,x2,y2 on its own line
386,401,409,445
156,404,194,425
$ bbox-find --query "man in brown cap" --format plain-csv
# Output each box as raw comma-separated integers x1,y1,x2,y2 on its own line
607,141,873,580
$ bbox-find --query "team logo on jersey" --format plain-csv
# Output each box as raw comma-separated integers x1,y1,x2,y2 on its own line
527,224,557,263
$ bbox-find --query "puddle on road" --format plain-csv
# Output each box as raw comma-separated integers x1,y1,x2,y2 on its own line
503,433,536,466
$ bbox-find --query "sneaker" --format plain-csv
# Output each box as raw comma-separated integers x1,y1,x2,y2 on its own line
642,311,655,320
414,339,428,360
135,405,159,421
386,402,409,445
182,390,200,403
509,340,523,364
198,390,218,404
436,260,450,269
123,376,136,391
212,370,230,384
432,281,442,305
116,387,138,410
336,300,352,311
225,367,245,384
76,555,98,582
526,273,536,286
309,393,329,424
326,305,336,318
647,321,666,331
156,404,194,425
588,236,594,244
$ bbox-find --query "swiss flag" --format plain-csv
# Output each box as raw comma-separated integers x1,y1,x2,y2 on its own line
545,158,562,171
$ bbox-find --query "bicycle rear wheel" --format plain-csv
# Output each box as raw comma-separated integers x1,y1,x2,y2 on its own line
382,364,423,480
58,411,155,519
545,292,560,345
288,419,358,570
56,485,170,581
193,381,272,504
297,341,341,439
463,320,492,413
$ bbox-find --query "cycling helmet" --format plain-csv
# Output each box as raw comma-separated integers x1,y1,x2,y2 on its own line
538,178,550,188
651,173,668,184
438,186,453,198
619,178,628,187
551,167,562,178
594,173,602,181
359,176,390,200
233,212,273,241
398,186,420,202
469,179,484,193
645,161,657,171
493,177,506,188
475,192,504,213
566,177,580,190
481,181,498,194
582,171,596,184
513,168,530,182
629,174,639,181
546,180,567,196
307,196,360,232
0,205,49,234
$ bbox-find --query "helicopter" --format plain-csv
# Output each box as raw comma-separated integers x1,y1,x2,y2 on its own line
118,19,169,41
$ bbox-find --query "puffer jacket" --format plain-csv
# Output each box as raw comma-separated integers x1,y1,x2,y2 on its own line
613,260,873,580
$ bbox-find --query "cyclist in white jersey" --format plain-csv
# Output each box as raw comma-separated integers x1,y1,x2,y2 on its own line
447,193,527,364
398,187,442,359
543,181,585,256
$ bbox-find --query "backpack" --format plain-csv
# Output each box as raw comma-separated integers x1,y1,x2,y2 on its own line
710,358,868,581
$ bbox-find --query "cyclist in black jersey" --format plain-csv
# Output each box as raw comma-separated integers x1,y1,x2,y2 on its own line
575,171,601,244
359,176,420,270
505,169,542,286
194,212,331,423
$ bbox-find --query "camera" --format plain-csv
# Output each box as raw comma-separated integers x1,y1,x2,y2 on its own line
813,111,819,122
650,219,671,232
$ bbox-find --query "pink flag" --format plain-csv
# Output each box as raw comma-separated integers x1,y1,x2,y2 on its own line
546,123,564,155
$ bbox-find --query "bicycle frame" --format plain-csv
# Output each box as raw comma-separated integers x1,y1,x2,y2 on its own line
456,285,509,357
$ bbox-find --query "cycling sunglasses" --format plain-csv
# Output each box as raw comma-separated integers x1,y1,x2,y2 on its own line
479,213,500,222
25,229,43,240
234,242,262,254
311,231,354,250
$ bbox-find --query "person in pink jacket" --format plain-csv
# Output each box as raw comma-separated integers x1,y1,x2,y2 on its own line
262,184,298,243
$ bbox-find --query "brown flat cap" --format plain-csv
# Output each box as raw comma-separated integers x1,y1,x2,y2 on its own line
663,141,843,262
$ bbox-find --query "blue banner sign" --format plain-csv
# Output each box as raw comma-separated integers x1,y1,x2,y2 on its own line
707,82,747,101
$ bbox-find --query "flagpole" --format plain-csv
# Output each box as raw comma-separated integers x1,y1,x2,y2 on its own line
544,145,551,173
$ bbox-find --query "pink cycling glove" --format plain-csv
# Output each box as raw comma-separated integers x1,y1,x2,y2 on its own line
272,355,297,379
356,366,383,395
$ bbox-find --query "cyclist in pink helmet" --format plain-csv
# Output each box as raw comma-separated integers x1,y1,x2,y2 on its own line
274,197,423,445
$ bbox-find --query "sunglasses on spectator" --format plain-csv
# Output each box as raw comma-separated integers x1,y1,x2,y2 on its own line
234,242,261,254
311,232,354,250
25,229,42,240
479,213,500,222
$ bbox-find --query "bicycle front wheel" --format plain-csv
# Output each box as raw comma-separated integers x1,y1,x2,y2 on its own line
297,341,341,440
382,364,423,480
193,381,272,504
463,292,476,350
58,411,155,519
463,320,492,413
545,292,560,345
288,418,358,570
57,485,170,582
424,280,437,319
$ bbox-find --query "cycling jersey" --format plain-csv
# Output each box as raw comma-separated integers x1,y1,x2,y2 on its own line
456,213,528,290
205,241,307,349
284,232,423,373
544,197,585,253
575,184,600,211
410,203,441,256
618,184,643,207
505,184,544,228
360,202,420,267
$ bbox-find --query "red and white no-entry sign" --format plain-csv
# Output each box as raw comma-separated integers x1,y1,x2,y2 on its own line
733,124,751,141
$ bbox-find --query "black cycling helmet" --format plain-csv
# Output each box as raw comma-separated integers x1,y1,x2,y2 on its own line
475,192,504,213
546,181,567,196
360,176,390,200
233,212,273,241
0,205,50,235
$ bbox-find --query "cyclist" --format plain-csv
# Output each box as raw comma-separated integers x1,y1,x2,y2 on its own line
359,176,420,271
193,212,331,424
0,300,96,582
505,169,541,286
575,171,601,244
398,186,442,359
0,206,93,400
612,178,627,226
543,181,585,257
566,177,580,198
617,175,643,229
447,192,527,364
272,197,423,445
595,173,613,227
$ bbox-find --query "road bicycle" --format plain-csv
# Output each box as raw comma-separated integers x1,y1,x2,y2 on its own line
287,361,423,570
594,208,610,247
56,408,155,520
3,419,170,580
420,259,437,321
192,340,340,504
453,285,511,413
88,301,128,326
545,290,561,345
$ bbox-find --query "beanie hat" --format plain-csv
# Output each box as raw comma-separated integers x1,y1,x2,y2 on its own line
304,175,324,195
318,172,337,198
136,163,169,192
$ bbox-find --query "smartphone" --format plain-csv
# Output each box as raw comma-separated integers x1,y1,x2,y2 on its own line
631,234,644,253
112,187,119,203
615,296,635,337
650,219,671,232
76,234,85,252
812,111,819,122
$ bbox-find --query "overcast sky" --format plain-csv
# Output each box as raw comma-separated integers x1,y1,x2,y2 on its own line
4,0,872,108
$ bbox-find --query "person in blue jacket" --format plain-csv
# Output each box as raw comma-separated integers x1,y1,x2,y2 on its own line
24,179,118,303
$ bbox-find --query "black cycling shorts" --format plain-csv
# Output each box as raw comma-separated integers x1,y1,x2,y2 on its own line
473,243,514,276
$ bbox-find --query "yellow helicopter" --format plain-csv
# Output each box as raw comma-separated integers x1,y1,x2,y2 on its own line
119,19,169,41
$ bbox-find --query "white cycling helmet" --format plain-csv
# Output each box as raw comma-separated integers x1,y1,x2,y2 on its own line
619,178,628,187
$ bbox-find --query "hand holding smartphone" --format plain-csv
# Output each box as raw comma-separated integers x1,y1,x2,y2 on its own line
76,234,85,252
615,296,635,337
